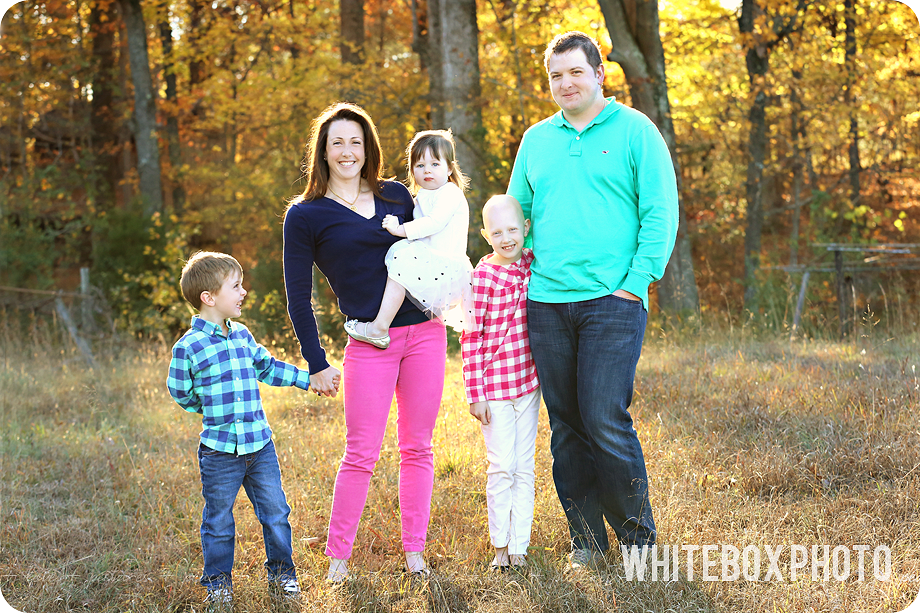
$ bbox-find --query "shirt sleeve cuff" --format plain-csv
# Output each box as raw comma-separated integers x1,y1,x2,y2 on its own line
466,387,487,404
294,370,311,390
403,222,422,242
621,270,651,310
308,358,331,376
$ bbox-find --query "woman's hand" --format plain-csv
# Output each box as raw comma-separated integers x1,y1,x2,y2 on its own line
311,365,341,397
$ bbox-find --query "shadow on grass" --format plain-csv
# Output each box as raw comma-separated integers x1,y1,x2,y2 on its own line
512,550,719,613
325,571,472,613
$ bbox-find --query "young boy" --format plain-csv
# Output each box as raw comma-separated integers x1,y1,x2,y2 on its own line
167,251,309,608
460,195,541,570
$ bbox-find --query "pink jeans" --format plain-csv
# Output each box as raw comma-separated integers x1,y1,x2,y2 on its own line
325,319,447,560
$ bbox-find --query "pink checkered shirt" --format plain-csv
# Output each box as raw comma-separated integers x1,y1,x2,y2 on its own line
460,248,539,404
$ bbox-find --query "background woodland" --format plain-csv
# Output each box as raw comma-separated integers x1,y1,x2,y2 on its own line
1,0,919,346
2,3,920,612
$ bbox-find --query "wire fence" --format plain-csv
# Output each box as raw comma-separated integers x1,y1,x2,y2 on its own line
0,268,115,368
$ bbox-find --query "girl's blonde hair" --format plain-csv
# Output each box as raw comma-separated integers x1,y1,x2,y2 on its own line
405,129,469,195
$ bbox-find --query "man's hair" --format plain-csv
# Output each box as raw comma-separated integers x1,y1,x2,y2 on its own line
543,31,603,73
179,251,242,310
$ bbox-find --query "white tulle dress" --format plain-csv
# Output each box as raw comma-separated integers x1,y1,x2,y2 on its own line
384,182,475,333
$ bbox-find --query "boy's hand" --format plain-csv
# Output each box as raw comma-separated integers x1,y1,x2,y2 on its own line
469,401,491,425
382,215,405,237
311,365,341,397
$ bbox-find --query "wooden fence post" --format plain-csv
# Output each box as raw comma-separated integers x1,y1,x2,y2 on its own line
80,267,94,332
791,270,810,339
55,294,98,370
834,249,848,339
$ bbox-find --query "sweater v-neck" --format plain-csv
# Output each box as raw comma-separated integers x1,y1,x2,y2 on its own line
322,194,378,220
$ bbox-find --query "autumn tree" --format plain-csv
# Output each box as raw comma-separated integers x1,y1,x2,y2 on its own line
597,0,700,314
118,0,163,217
159,11,185,214
738,0,807,311
424,0,489,207
2,0,918,338
89,0,122,211
341,0,365,65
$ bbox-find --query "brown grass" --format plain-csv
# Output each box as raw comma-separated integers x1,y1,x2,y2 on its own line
1,321,918,612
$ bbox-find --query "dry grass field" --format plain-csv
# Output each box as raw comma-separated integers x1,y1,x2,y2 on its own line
1,319,919,612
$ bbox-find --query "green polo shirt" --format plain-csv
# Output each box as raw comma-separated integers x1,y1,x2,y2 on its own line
507,98,678,310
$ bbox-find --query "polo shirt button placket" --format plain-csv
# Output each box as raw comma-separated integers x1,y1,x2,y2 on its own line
570,133,583,157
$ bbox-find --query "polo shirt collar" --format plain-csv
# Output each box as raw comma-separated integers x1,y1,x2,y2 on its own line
549,96,619,131
190,315,233,336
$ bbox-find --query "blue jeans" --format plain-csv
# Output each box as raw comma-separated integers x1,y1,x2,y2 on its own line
527,295,656,551
198,439,296,590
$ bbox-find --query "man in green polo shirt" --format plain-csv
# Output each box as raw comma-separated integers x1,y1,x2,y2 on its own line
507,31,678,570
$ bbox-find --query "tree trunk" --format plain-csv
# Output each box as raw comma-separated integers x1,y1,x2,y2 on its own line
117,20,134,207
598,0,699,314
789,67,804,268
844,0,861,206
425,0,489,210
89,0,121,210
340,0,365,65
119,0,163,217
739,0,771,312
188,0,205,88
410,0,430,70
159,18,185,215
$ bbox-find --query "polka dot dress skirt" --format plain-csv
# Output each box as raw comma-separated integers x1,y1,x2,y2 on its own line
385,239,475,333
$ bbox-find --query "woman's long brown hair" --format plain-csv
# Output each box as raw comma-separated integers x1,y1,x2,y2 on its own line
288,102,386,211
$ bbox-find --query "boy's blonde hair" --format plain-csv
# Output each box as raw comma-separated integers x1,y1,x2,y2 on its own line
180,251,243,310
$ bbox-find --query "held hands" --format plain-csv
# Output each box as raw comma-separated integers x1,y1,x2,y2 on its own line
382,215,406,237
469,401,491,425
311,365,341,398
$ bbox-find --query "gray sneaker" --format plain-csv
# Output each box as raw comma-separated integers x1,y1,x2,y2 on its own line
204,586,232,612
568,548,605,572
271,576,302,602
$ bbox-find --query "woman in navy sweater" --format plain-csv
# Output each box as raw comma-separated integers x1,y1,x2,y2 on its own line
283,103,446,582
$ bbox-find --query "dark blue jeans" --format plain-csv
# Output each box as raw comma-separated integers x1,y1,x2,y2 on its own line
527,295,656,551
198,439,296,590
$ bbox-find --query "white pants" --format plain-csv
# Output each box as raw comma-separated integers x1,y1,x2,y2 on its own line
480,387,541,555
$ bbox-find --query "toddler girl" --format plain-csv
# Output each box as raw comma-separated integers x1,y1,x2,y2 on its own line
344,129,473,348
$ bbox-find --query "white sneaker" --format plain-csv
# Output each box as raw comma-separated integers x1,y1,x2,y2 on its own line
326,557,349,584
405,551,431,579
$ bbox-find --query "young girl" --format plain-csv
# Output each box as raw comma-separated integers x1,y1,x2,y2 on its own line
461,195,540,571
344,129,474,348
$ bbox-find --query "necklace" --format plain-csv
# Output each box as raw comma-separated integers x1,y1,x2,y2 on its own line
328,186,361,211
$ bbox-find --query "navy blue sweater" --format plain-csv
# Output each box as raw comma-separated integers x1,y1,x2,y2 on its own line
283,180,427,373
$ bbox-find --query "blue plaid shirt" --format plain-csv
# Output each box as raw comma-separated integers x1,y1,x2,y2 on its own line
167,316,310,455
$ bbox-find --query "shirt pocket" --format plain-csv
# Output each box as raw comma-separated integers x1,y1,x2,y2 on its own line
195,354,231,388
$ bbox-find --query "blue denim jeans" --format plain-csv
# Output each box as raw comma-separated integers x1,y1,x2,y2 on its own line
197,439,296,590
527,295,656,551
